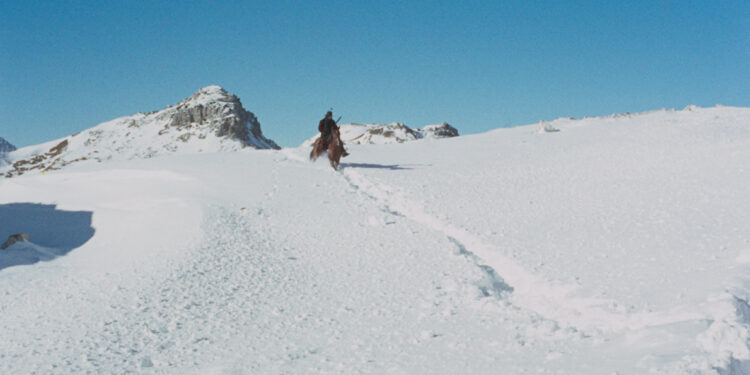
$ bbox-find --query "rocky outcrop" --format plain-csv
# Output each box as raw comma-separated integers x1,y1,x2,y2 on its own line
2,233,30,250
349,123,422,144
0,137,16,154
0,137,15,166
1,86,279,178
4,140,76,177
301,121,459,147
418,122,459,138
167,86,279,149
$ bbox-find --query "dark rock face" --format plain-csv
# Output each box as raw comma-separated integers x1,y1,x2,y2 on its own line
0,137,16,154
2,233,30,250
418,122,459,138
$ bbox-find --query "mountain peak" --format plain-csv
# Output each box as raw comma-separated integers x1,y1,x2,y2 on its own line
0,137,16,154
198,84,226,94
177,85,237,108
2,87,279,178
192,85,230,99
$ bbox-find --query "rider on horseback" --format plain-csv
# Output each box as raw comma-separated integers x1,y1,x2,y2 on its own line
319,111,349,157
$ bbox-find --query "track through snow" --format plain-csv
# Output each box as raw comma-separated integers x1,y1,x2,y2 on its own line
335,165,750,374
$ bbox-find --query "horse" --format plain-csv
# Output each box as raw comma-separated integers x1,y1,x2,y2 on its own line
327,124,343,170
309,125,344,170
309,137,327,161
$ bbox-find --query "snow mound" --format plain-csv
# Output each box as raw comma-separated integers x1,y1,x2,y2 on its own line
1,86,279,178
535,121,560,133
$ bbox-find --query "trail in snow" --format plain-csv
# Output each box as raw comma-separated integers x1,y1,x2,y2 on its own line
286,144,704,336
279,148,744,373
338,167,705,333
292,112,750,372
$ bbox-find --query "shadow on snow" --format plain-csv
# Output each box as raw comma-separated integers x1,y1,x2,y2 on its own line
340,163,430,170
0,203,95,271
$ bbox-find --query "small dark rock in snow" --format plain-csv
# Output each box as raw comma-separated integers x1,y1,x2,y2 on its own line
1,233,30,250
418,122,459,138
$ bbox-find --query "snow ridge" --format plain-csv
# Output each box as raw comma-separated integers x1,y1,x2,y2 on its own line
301,122,458,147
1,86,279,178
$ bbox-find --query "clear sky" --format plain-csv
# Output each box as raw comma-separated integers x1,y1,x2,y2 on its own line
1,0,748,148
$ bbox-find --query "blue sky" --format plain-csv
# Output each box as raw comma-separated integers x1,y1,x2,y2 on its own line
1,1,748,148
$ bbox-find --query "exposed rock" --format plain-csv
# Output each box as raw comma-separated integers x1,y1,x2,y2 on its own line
169,86,268,146
2,233,30,250
0,137,16,154
1,86,279,178
349,123,422,144
4,140,70,177
301,121,460,147
417,122,459,138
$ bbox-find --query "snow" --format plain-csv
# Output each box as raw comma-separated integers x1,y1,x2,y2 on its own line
1,105,749,374
300,121,457,147
0,86,277,178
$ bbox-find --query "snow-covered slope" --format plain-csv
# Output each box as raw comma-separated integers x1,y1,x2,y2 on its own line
1,105,749,374
1,86,278,178
301,121,458,147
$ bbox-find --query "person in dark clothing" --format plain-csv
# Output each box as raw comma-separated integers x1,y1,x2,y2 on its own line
318,111,348,157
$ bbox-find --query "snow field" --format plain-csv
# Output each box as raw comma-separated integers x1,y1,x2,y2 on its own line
0,106,749,374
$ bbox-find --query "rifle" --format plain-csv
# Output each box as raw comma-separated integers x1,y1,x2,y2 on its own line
335,115,342,124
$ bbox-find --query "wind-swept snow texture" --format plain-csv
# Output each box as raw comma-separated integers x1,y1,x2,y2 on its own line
0,105,749,374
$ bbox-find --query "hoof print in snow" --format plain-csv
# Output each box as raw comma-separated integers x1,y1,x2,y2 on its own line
1,233,31,250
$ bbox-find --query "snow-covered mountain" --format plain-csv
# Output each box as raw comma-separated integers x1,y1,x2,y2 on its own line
2,105,750,374
1,86,278,178
0,137,16,154
301,121,458,147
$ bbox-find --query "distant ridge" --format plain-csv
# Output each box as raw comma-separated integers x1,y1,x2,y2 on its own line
0,137,16,154
301,122,458,147
1,86,279,178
